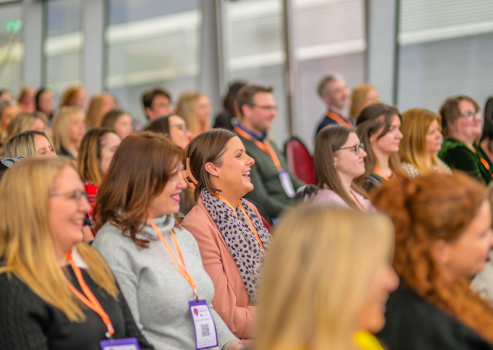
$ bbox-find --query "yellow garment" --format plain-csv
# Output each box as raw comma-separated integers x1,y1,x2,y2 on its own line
353,330,384,350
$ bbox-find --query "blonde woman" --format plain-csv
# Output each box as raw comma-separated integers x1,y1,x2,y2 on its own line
349,84,379,122
4,130,57,158
6,112,47,139
399,108,451,178
0,99,20,139
176,91,212,136
59,85,88,110
255,205,398,350
52,106,87,160
85,93,117,129
0,157,153,349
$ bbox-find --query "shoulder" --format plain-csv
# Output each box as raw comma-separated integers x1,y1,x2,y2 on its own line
0,272,48,318
401,162,420,178
313,188,347,206
92,222,137,257
439,138,470,156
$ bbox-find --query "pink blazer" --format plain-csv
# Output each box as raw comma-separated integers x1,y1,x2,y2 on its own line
312,188,375,212
182,197,258,340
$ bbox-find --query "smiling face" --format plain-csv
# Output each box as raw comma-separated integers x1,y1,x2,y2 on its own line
113,113,133,140
99,132,121,174
169,115,192,149
35,134,57,157
334,132,367,181
49,166,91,257
450,99,483,144
242,92,277,135
324,79,350,110
370,115,403,156
148,161,187,217
68,112,87,144
426,119,442,154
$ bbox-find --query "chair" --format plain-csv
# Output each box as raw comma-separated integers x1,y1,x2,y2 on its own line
284,136,316,185
295,184,318,203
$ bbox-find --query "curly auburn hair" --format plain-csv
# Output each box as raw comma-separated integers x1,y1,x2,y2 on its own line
372,172,493,343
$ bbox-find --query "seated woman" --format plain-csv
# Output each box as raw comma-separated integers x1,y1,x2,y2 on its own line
92,132,242,350
144,114,193,150
182,129,272,340
6,111,47,138
86,94,117,129
52,106,87,160
480,97,493,165
101,109,134,140
255,205,398,350
176,91,212,137
355,103,402,193
349,83,379,122
438,95,492,184
399,108,451,177
373,173,493,350
4,130,57,158
0,99,20,150
0,157,153,350
312,125,373,212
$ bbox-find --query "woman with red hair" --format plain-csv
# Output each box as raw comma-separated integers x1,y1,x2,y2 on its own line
373,172,493,349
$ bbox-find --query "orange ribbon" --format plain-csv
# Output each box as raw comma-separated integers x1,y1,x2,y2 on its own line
374,166,395,181
326,110,354,129
235,127,282,172
350,190,367,213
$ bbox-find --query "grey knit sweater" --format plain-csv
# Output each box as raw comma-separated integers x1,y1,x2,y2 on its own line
92,214,240,350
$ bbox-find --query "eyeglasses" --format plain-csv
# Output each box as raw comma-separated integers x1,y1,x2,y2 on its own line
337,143,365,155
459,110,482,121
170,123,188,131
50,189,88,203
249,104,277,112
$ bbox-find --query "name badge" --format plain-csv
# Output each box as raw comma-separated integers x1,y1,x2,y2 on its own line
189,300,218,349
279,170,296,198
100,337,140,350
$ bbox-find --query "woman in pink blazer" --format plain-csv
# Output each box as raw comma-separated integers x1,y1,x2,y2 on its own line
182,129,272,341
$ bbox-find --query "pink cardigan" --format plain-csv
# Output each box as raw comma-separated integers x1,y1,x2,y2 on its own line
312,188,375,212
182,197,258,340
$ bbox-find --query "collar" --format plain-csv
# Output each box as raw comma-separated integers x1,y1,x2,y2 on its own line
133,214,176,241
237,124,268,142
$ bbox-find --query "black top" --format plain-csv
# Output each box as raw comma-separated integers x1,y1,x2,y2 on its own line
363,173,385,194
314,111,355,139
213,110,239,131
377,284,493,350
0,265,154,350
57,146,76,161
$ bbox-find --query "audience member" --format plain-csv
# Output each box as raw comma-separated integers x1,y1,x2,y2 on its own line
176,91,212,136
399,108,451,177
439,95,492,184
101,109,134,140
35,87,54,121
355,103,402,193
144,114,192,150
141,87,174,122
235,85,304,218
59,85,88,110
0,157,153,350
312,125,373,211
0,89,13,101
480,97,493,164
255,205,398,350
349,83,379,121
77,128,121,218
92,132,243,350
86,93,117,129
0,156,23,181
6,112,47,139
0,99,20,137
373,173,493,350
182,129,272,340
315,74,352,138
17,86,36,113
214,81,247,131
4,131,56,158
52,106,87,160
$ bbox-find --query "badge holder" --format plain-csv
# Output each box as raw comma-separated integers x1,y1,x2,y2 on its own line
189,299,219,350
279,170,296,198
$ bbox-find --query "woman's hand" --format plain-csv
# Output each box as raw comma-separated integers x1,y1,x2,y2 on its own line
227,342,245,350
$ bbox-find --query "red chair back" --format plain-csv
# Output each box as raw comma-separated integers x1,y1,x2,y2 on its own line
284,136,316,185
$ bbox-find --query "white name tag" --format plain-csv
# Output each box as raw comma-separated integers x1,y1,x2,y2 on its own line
189,300,218,349
279,171,296,198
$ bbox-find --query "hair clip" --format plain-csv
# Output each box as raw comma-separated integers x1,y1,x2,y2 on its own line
185,158,198,186
0,156,25,168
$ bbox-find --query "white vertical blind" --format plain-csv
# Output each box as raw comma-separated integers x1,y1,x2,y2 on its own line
0,3,22,95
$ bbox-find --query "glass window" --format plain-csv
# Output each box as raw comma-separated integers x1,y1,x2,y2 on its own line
105,0,200,124
43,0,83,103
397,0,493,112
225,0,288,147
293,0,366,149
0,3,23,96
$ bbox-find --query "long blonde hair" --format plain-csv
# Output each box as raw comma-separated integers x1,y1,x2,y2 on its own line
4,130,54,158
349,84,376,121
0,157,118,321
255,205,394,350
52,106,85,153
176,91,210,136
86,93,114,129
399,108,444,173
6,112,46,139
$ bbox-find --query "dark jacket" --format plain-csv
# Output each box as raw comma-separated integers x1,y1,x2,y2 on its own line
377,284,493,350
315,111,355,139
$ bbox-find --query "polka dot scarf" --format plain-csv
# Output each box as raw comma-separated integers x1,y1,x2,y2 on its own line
201,189,272,304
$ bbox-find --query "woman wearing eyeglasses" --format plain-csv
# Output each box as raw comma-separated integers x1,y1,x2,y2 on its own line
312,125,374,212
144,114,193,150
355,103,403,193
438,95,493,184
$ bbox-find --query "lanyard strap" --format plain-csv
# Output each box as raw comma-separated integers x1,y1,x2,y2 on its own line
472,146,492,172
147,219,199,301
66,252,114,338
374,167,394,181
211,192,265,252
326,110,353,129
235,127,282,172
350,190,367,213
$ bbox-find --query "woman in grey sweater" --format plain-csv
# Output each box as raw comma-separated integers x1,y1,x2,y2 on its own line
92,132,243,350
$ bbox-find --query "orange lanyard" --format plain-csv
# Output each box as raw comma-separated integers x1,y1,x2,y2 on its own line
235,127,282,172
374,167,394,181
211,192,266,252
350,190,367,213
66,252,115,338
472,147,492,171
327,110,353,129
147,219,199,301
